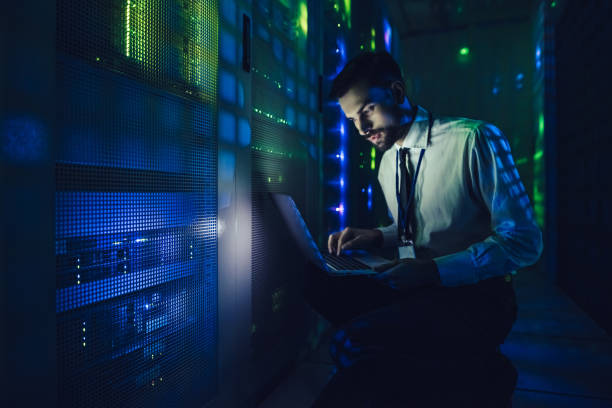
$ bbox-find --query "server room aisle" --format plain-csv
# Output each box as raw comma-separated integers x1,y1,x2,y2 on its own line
258,269,612,408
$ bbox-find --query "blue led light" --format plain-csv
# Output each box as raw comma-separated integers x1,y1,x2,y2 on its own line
383,18,392,52
340,177,344,188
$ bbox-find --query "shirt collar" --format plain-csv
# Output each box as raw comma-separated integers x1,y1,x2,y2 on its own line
394,105,431,150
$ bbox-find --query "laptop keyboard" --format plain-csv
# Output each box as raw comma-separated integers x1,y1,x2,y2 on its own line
322,252,370,271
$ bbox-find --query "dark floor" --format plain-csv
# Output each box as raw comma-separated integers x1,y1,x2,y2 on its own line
258,270,612,407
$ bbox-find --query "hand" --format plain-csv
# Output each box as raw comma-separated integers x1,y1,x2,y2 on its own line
371,259,441,291
327,227,383,255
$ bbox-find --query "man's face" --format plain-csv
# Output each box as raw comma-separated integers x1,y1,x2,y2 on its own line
338,81,403,152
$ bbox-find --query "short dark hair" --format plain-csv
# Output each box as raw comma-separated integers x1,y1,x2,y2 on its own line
329,51,405,99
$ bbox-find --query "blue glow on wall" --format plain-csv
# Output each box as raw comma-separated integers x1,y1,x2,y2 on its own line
273,37,283,60
220,29,237,64
220,0,236,26
219,110,236,143
1,116,46,162
298,112,307,133
238,117,251,147
220,69,237,103
285,106,296,127
286,76,296,99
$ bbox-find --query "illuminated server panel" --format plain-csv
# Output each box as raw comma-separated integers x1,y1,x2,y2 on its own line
323,0,395,232
56,1,218,407
323,0,351,233
249,0,324,394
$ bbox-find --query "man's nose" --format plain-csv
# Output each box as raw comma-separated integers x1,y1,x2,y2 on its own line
355,118,372,136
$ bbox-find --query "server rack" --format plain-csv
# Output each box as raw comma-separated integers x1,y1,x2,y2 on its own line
55,1,218,406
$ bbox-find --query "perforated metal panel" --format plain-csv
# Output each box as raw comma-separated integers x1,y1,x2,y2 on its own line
249,0,323,394
56,1,218,406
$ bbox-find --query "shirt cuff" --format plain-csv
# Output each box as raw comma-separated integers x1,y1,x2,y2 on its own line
433,250,479,287
375,226,398,248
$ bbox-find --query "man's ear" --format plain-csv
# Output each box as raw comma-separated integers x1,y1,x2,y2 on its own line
389,81,406,104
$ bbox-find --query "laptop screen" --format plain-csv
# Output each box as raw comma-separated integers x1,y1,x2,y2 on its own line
271,193,327,271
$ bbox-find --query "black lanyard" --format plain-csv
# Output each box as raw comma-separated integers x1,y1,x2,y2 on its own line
395,111,432,246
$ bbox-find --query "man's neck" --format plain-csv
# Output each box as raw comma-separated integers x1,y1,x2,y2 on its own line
394,102,417,147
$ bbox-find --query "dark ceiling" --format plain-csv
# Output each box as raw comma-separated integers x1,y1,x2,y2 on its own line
382,0,536,38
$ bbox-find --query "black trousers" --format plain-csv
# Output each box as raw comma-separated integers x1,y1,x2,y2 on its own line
303,263,518,407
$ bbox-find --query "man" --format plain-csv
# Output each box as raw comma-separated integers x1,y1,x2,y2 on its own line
305,51,543,406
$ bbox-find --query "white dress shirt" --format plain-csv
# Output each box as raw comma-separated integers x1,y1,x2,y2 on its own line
376,106,543,287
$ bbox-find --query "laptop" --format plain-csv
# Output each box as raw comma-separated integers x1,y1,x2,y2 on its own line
271,193,391,276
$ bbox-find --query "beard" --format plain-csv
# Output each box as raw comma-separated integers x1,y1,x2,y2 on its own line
368,125,404,152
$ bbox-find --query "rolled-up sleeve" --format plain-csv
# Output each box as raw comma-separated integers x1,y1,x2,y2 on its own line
376,223,398,247
434,124,543,287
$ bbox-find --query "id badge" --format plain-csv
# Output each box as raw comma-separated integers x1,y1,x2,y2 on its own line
398,237,416,259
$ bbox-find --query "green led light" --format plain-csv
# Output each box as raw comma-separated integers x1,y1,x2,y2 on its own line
251,145,294,158
538,113,545,136
370,147,376,159
253,107,291,126
370,28,376,51
551,1,557,7
360,44,364,50
344,0,351,29
459,47,470,56
370,159,376,170
516,157,528,165
533,150,543,161
298,2,308,37
125,0,130,57
185,0,219,97
533,185,545,227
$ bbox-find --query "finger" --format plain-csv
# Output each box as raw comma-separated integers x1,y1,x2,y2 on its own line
340,235,362,251
336,228,352,255
327,233,337,254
